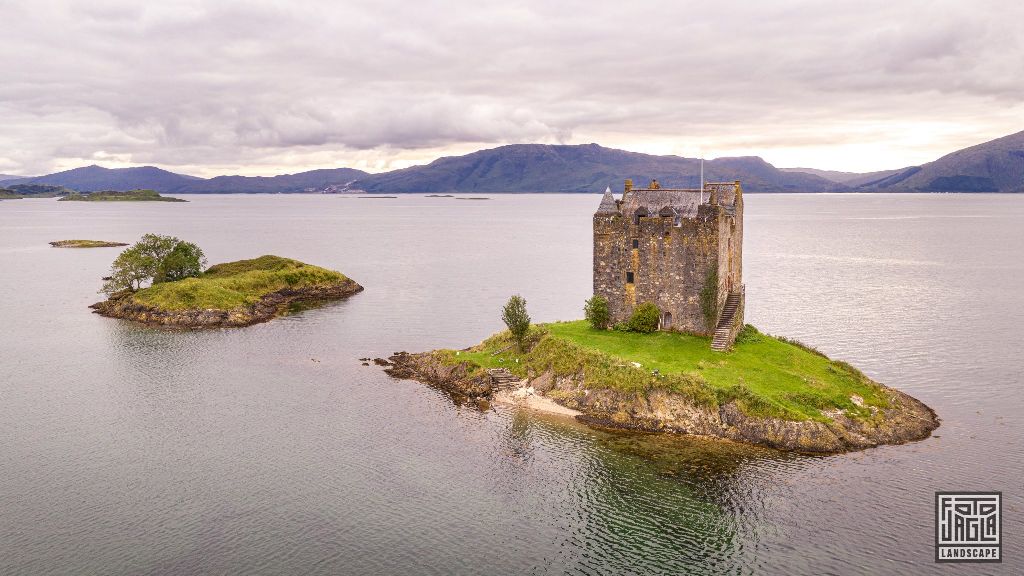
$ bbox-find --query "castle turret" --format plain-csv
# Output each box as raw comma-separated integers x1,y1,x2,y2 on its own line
597,186,617,213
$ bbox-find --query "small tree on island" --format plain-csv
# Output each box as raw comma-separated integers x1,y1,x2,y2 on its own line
584,295,610,329
102,234,206,294
156,241,207,283
501,294,531,351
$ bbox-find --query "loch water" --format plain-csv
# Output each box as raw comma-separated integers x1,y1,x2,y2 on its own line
0,193,1021,575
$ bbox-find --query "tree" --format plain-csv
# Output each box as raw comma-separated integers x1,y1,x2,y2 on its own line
156,241,206,283
584,295,610,329
628,302,661,333
501,294,531,351
101,234,206,294
102,246,154,293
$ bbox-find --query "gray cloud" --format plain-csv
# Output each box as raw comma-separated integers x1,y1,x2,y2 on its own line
1,0,1022,176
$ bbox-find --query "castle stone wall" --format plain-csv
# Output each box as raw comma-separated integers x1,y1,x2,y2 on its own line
593,181,744,336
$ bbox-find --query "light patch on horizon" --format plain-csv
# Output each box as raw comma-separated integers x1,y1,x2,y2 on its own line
1,0,1022,178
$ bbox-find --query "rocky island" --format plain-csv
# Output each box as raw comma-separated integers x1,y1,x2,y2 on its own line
384,321,938,453
59,189,187,202
384,179,938,453
50,240,129,248
92,255,363,328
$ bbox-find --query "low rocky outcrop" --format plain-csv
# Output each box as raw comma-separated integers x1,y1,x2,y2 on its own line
90,280,363,328
50,240,128,248
383,351,938,454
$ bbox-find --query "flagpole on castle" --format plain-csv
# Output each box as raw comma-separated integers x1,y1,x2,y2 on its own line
699,157,705,203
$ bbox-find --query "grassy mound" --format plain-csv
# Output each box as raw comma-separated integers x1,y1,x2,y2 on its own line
50,239,128,248
130,255,349,311
444,321,890,422
59,189,186,202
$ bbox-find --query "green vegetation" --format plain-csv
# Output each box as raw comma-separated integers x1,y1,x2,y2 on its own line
50,240,128,248
584,295,610,329
443,321,890,422
501,294,531,351
59,189,187,202
626,302,661,333
102,234,206,293
129,255,348,311
699,264,719,330
0,189,24,200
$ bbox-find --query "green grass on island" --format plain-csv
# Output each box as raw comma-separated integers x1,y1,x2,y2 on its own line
443,320,890,422
51,239,128,248
59,189,187,202
129,255,349,311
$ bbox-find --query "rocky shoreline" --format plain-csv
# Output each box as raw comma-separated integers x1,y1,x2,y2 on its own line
382,351,939,454
90,280,363,328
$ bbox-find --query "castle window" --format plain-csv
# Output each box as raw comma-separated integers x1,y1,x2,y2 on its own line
632,239,639,249
626,272,634,284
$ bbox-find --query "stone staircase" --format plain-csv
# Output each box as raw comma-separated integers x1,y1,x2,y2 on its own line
711,291,742,351
487,368,523,390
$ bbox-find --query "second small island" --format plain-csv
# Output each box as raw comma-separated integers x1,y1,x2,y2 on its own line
60,189,187,202
92,254,362,328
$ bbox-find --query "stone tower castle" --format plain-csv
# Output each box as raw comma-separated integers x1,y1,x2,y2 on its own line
593,178,745,350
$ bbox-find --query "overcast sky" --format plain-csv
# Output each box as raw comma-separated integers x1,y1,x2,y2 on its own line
1,0,1022,177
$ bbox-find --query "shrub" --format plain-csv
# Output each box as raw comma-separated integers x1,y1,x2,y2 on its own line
501,294,531,351
583,295,610,329
628,302,661,333
734,324,762,345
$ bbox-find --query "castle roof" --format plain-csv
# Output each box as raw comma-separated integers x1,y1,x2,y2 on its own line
596,186,617,213
623,189,703,218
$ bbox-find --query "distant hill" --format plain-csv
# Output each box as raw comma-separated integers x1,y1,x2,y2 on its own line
177,168,368,193
780,167,908,187
6,184,75,197
862,131,1024,192
353,144,846,193
6,165,200,192
0,173,28,182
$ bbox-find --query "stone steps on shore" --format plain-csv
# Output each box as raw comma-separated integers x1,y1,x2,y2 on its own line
487,368,524,389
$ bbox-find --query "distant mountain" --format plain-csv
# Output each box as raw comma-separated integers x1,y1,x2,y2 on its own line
0,173,28,182
6,165,200,192
862,131,1024,192
176,168,368,193
12,130,1023,194
353,144,846,193
780,167,908,187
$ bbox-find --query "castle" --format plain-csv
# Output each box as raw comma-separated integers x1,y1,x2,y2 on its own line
593,178,745,350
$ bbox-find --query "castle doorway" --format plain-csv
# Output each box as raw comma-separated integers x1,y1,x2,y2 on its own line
662,312,672,329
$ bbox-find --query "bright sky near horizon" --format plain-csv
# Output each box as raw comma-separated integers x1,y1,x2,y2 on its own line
1,0,1022,177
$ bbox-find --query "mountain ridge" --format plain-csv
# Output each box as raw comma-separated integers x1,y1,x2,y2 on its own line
10,130,1024,193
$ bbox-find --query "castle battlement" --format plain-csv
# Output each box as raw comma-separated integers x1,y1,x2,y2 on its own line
593,179,745,348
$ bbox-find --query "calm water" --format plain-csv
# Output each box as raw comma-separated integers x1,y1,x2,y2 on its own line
0,193,1021,575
